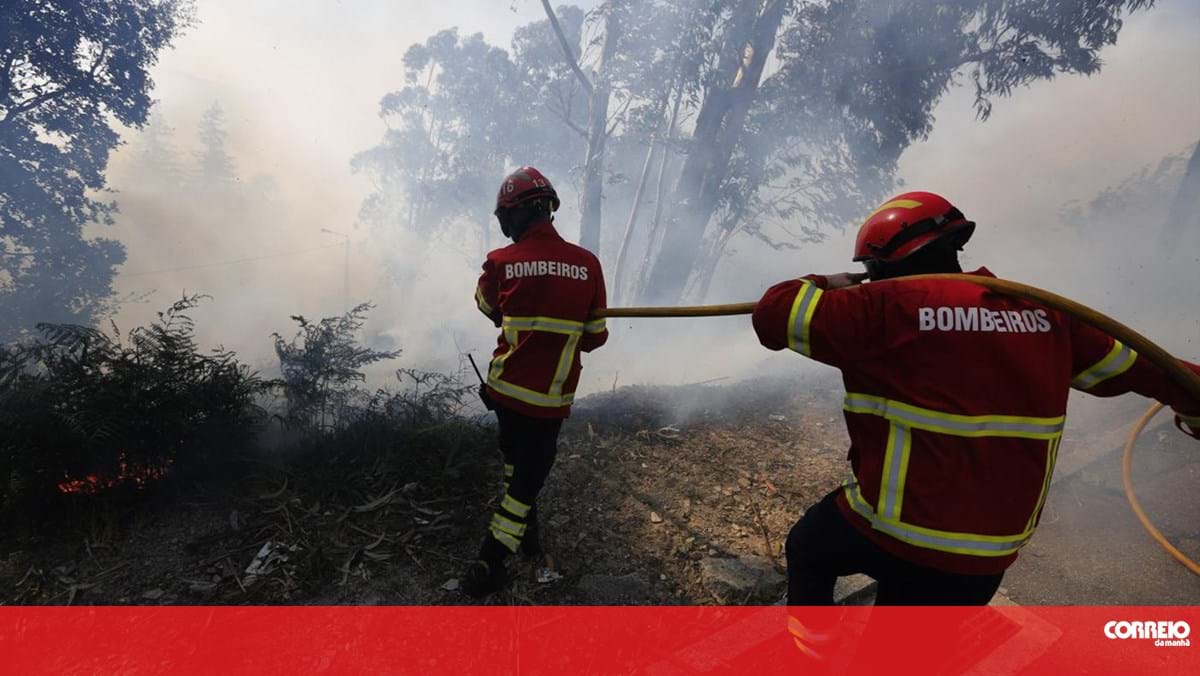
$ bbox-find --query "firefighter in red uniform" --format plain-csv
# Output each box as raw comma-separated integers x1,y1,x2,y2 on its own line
462,167,608,597
753,192,1200,618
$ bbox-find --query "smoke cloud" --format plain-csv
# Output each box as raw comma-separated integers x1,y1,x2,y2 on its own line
97,0,1198,396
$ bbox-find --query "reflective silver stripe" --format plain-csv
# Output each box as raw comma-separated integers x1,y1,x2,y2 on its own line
843,394,1065,439
786,281,824,357
487,376,574,408
584,318,607,334
502,315,585,335
500,493,531,518
1072,340,1137,390
489,316,583,408
489,527,521,553
490,513,526,537
1026,436,1060,532
878,423,911,520
844,480,1030,556
1179,412,1200,427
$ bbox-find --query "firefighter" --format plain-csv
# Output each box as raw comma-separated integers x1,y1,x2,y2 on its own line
462,166,609,597
753,191,1200,615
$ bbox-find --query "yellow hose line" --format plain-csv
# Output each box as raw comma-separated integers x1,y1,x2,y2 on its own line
599,273,1200,574
1122,403,1200,576
596,302,756,318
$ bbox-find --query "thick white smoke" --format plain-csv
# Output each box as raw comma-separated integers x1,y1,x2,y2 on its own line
99,0,1198,399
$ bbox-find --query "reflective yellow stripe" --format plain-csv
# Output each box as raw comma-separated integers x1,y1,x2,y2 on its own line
786,281,824,357
584,318,607,334
1026,437,1060,532
487,376,574,408
475,285,494,315
844,479,1031,556
1072,340,1137,390
488,326,520,383
843,393,1065,440
503,464,514,478
867,198,923,219
490,527,521,553
503,315,585,335
500,493,531,518
490,513,526,537
548,333,580,397
487,315,586,408
877,423,912,520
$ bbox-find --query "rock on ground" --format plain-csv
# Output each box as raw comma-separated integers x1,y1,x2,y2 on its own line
576,573,651,604
699,555,785,604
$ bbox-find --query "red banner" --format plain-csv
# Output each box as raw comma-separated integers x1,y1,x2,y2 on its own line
1,606,1195,674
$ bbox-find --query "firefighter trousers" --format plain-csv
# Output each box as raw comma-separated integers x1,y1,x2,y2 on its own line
478,405,564,566
786,489,1003,606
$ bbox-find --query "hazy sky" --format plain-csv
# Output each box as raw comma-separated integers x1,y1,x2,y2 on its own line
104,0,1200,386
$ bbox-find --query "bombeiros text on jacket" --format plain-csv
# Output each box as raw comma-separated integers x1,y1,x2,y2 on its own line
504,260,589,281
918,306,1052,334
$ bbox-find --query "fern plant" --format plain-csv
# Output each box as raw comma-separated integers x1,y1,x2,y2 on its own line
0,294,270,524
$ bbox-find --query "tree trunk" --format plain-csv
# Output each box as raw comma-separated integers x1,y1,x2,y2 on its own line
611,91,671,305
691,223,738,302
632,79,684,302
641,0,788,303
578,9,622,255
1162,140,1200,245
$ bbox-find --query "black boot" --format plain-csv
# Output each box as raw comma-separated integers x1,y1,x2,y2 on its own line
462,537,510,598
461,559,507,598
519,506,542,558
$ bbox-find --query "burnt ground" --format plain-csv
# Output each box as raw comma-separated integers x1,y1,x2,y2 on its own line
3,374,1198,606
0,375,851,606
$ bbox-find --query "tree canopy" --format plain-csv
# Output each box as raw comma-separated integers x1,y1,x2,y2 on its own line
0,0,194,338
358,0,1155,303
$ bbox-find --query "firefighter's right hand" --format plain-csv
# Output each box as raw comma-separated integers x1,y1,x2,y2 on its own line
825,272,867,289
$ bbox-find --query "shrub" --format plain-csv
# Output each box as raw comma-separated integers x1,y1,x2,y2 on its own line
272,303,400,435
0,295,270,526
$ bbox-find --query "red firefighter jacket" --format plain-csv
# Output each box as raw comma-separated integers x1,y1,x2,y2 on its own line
475,220,608,418
753,268,1200,575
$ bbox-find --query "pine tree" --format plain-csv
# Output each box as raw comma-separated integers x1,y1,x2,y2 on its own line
139,111,183,190
195,102,237,189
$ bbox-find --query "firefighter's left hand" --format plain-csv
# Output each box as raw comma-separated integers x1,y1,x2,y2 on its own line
825,272,867,289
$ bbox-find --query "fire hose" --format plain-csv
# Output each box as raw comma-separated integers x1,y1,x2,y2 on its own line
595,273,1200,576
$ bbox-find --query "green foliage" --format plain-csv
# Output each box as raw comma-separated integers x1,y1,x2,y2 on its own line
351,24,585,250
0,0,196,339
0,294,269,524
272,303,401,434
298,368,491,486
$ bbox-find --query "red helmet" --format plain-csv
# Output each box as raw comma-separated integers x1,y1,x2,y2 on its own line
853,191,974,263
494,166,560,214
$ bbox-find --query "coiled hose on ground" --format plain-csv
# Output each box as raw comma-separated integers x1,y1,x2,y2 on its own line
596,273,1200,576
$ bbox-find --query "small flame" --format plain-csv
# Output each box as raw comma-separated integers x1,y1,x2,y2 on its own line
57,453,172,495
